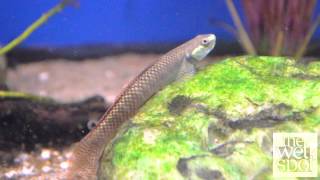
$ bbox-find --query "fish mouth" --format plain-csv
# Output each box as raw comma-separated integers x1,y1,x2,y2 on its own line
207,34,216,49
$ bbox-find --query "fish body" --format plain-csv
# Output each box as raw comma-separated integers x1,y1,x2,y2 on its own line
62,34,216,179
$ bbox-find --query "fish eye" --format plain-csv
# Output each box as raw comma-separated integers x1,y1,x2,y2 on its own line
201,39,209,46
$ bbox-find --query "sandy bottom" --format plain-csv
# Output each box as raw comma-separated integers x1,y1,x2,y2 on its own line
7,53,158,103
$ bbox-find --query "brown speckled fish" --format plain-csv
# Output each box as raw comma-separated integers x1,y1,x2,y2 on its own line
62,34,216,179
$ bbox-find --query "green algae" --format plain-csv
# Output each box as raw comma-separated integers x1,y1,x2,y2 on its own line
0,90,37,99
100,56,320,179
0,90,53,102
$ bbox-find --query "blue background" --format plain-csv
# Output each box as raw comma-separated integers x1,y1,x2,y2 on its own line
0,0,319,47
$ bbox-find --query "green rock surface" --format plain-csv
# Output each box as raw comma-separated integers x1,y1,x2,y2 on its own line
100,56,320,179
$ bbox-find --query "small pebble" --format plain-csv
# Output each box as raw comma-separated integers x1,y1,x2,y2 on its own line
5,170,17,178
60,161,69,169
65,151,72,159
41,149,51,160
52,150,60,156
42,166,52,173
38,72,49,82
14,153,29,163
22,165,35,175
57,155,64,161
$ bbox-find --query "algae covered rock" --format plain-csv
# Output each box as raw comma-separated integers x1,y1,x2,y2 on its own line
100,56,320,179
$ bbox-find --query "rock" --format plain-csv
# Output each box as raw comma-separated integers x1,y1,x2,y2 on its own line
99,56,320,179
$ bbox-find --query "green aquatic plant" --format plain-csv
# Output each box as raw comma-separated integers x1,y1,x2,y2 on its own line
225,0,256,55
0,0,75,56
0,90,52,101
0,0,76,86
0,56,6,85
226,0,320,59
